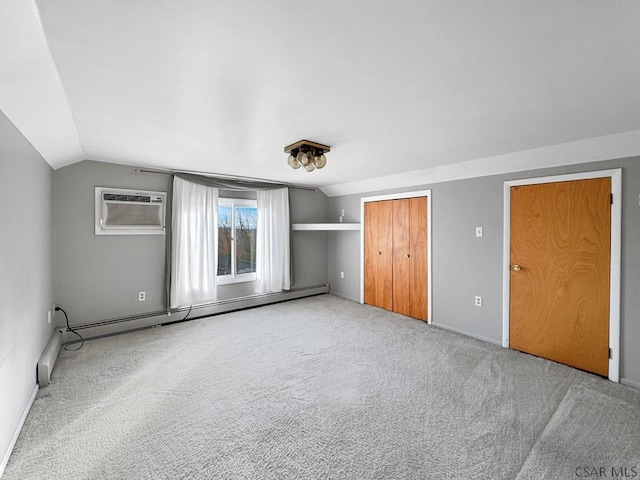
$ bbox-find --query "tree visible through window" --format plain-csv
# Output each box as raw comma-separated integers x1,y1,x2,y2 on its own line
217,199,257,282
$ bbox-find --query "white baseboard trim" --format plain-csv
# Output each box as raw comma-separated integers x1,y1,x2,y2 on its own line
620,377,640,389
64,285,330,341
0,384,38,478
431,321,502,346
328,291,360,303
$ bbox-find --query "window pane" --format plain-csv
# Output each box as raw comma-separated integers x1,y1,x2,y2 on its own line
235,206,257,274
217,205,232,276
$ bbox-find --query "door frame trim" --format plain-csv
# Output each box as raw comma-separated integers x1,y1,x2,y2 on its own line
502,169,622,382
360,190,433,324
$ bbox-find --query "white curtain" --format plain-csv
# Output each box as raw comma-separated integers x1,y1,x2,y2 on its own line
170,177,218,308
255,188,291,293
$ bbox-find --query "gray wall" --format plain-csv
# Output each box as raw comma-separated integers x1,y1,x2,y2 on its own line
54,161,169,325
290,186,330,288
53,160,329,328
0,111,54,466
327,157,640,386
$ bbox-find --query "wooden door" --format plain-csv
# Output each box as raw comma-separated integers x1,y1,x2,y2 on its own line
364,201,393,310
392,199,411,316
509,178,611,376
409,197,428,321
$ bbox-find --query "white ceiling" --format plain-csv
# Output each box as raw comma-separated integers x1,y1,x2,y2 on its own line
2,0,639,195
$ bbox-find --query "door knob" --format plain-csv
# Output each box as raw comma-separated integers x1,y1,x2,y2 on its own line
405,254,410,258
378,251,382,255
512,264,521,272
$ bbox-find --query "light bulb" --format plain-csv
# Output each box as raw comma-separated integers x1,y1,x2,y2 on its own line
315,154,327,169
297,150,310,166
304,162,315,172
288,154,301,169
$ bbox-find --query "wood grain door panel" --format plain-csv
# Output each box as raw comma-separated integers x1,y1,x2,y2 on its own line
509,178,611,376
364,201,393,310
409,197,428,321
393,199,411,316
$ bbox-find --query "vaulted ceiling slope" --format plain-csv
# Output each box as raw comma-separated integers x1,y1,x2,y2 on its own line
1,0,639,195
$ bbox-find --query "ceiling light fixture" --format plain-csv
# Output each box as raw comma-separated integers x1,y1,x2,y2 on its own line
285,140,330,172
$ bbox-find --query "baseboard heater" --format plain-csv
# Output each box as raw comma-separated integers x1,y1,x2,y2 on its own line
65,284,330,341
37,328,66,387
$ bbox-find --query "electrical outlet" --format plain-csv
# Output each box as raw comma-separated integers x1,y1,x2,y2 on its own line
340,271,344,279
138,291,146,302
475,226,483,238
475,296,483,307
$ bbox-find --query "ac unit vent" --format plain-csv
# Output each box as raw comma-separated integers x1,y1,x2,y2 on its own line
103,193,161,203
95,187,166,235
104,202,163,226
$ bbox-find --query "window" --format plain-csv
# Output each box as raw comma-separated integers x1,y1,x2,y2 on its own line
217,198,257,284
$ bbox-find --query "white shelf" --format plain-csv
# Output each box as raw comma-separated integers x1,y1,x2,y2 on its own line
292,223,360,231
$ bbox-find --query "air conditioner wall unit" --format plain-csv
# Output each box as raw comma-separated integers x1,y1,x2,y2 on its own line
95,187,166,235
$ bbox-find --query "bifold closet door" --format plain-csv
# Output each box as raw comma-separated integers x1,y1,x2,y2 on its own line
392,199,411,316
364,200,393,310
409,196,428,321
393,197,428,320
365,196,428,321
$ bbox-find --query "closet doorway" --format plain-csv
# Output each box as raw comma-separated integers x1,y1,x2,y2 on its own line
360,190,432,323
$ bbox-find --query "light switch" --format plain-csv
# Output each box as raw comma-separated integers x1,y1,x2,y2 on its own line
475,226,483,238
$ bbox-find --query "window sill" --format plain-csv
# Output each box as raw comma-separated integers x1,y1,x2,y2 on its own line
217,274,257,286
